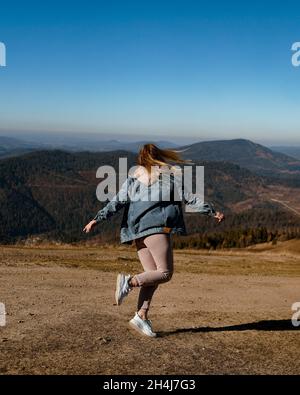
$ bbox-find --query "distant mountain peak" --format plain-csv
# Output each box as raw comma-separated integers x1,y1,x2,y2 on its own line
179,138,300,178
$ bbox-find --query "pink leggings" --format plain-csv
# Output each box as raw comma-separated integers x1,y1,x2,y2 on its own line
133,233,174,311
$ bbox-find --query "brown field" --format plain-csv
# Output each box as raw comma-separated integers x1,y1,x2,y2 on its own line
0,240,300,375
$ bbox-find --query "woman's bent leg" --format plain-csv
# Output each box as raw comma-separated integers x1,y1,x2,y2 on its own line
132,233,174,316
134,233,174,287
136,246,159,312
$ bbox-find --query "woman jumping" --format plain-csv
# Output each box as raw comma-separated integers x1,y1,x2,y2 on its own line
83,144,224,337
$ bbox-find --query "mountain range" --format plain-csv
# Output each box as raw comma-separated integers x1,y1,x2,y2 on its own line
0,135,178,158
0,142,300,245
179,139,300,180
2,135,300,180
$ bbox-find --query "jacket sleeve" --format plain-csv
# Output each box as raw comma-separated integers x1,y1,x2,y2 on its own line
183,191,216,217
93,177,131,223
172,168,216,217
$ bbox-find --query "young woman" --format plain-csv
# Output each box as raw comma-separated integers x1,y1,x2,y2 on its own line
83,144,224,337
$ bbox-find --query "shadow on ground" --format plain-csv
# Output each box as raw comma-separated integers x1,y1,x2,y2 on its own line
158,319,298,337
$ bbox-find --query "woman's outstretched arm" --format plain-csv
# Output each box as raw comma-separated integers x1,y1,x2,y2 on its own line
83,177,132,233
172,167,225,223
183,191,225,223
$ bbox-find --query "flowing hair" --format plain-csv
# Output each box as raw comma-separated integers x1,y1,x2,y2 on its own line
137,143,189,175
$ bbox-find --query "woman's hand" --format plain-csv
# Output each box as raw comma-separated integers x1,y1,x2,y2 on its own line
83,220,97,233
214,211,225,223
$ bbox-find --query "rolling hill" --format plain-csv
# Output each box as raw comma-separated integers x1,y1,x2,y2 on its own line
179,139,300,180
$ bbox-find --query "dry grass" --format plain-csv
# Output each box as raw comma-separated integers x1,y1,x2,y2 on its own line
1,239,300,276
1,240,300,374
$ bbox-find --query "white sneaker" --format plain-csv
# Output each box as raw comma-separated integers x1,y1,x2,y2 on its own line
115,273,132,306
129,312,157,338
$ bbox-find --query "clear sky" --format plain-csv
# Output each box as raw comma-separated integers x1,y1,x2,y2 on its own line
0,0,300,145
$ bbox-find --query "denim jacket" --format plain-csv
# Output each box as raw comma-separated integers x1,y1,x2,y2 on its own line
93,168,216,244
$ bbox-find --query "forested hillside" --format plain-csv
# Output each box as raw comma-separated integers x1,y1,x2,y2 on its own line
180,139,300,185
0,149,300,247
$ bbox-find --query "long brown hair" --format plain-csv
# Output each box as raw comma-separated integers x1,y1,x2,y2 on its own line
137,143,187,174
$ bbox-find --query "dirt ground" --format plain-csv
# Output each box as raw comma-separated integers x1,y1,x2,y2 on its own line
0,242,300,375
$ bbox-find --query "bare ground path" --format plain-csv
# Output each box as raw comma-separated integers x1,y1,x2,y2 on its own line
0,244,299,374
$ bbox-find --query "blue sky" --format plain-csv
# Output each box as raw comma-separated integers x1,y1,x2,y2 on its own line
0,0,300,144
